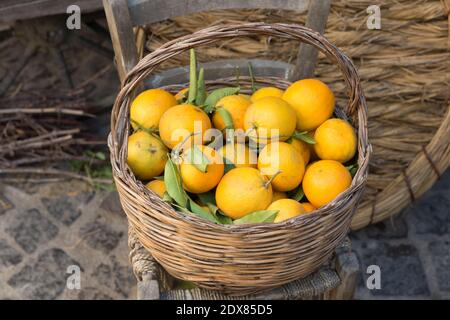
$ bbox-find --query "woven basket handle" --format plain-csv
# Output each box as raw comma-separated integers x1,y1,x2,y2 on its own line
110,23,368,170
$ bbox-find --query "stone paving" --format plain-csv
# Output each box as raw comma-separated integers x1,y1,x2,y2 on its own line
0,168,448,299
351,169,450,300
0,181,136,300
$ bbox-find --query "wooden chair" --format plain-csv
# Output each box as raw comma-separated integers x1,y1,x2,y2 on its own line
103,0,332,83
103,0,360,299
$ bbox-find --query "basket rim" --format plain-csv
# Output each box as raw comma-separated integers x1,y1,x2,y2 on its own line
109,22,371,232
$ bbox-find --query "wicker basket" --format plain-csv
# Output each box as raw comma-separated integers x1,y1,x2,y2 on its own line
109,23,370,296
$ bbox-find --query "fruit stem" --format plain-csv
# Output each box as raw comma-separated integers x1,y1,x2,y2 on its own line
264,170,282,189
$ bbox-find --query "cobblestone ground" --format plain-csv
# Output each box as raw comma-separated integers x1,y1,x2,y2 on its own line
352,168,450,300
0,169,448,299
0,181,136,299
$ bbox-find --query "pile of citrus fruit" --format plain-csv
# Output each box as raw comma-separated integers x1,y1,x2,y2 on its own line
127,50,357,225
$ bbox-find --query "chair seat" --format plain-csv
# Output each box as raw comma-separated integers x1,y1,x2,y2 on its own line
145,58,295,88
128,226,359,300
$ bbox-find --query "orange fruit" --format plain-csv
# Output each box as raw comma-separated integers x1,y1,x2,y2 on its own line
289,138,311,165
130,89,177,130
282,79,335,131
218,142,257,168
272,191,287,202
250,87,284,102
258,142,305,192
314,118,357,163
301,202,316,213
302,160,352,208
159,104,212,149
216,167,273,219
180,145,224,193
212,95,251,130
146,180,166,198
268,199,306,223
244,97,296,143
127,131,168,180
174,88,189,102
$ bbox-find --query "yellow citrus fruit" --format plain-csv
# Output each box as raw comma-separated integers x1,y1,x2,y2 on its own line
258,142,305,192
301,202,316,213
159,104,212,149
127,131,168,180
302,160,352,208
212,95,251,130
244,96,296,143
272,191,287,202
146,180,166,198
215,167,273,219
268,199,306,223
314,118,357,163
250,87,284,102
180,145,224,193
174,88,189,102
218,142,257,168
289,138,311,165
130,89,177,130
282,79,335,131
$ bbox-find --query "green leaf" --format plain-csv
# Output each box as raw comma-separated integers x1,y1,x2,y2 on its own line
164,158,187,207
346,164,358,177
162,192,173,203
184,145,210,173
215,107,234,129
197,191,216,206
216,209,233,225
203,87,240,113
188,49,197,103
95,152,106,160
153,175,164,181
206,203,218,215
292,131,316,144
223,162,236,174
188,198,220,224
195,67,206,105
91,164,113,179
233,210,279,225
205,203,233,224
289,186,305,201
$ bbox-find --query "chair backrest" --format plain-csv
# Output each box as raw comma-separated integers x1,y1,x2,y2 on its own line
103,0,331,83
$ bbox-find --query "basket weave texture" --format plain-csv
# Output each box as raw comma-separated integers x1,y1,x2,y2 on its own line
109,23,370,295
144,0,450,230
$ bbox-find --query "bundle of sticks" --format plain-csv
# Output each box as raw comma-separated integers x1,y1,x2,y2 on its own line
0,88,111,185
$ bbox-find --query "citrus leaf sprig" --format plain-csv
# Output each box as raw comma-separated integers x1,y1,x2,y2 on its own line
187,49,197,103
215,107,234,129
233,210,279,224
188,198,220,224
184,145,210,173
346,164,359,177
292,131,316,144
203,87,240,113
164,158,188,207
195,67,206,105
289,186,305,202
